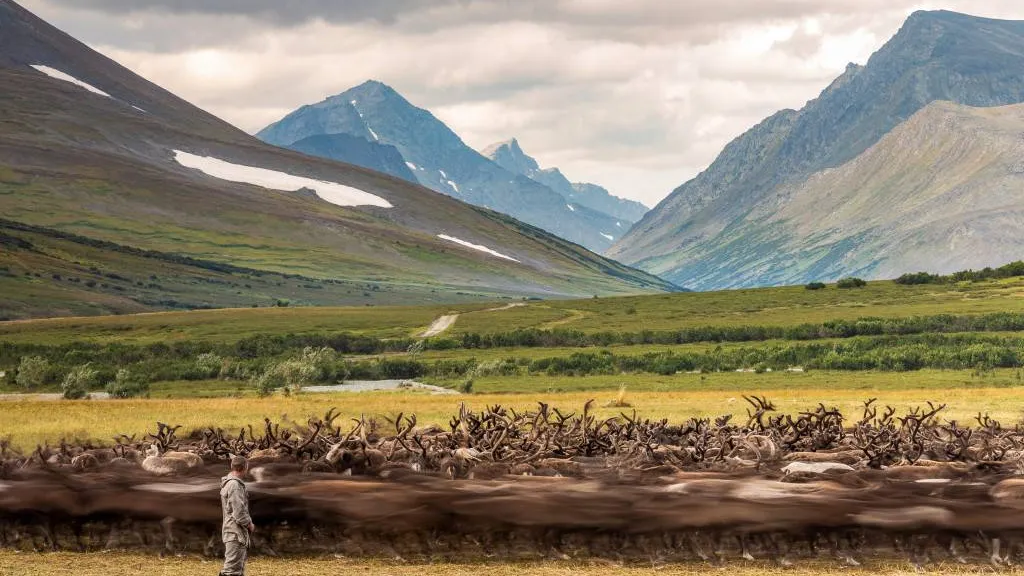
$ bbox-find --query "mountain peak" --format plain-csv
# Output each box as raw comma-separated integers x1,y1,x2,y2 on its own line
482,137,538,173
338,79,407,106
613,8,1024,289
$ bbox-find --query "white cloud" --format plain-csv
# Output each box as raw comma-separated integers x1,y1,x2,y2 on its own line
20,0,1024,206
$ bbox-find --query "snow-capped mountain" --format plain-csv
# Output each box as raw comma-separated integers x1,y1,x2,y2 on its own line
258,81,626,253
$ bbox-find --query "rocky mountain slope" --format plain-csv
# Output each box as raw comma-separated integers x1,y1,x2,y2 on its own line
482,138,649,227
0,0,674,319
610,10,1024,289
284,133,416,183
257,82,625,252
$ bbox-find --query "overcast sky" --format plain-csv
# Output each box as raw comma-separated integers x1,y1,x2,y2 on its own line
19,0,1024,206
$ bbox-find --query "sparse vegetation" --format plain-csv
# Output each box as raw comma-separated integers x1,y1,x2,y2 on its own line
605,383,631,407
836,277,867,289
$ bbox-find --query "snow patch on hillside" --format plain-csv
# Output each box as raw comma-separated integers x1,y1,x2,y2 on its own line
601,233,614,241
447,180,460,193
367,126,380,141
31,65,111,98
173,150,393,208
567,204,575,212
616,222,622,228
437,234,519,262
405,162,419,171
439,169,448,178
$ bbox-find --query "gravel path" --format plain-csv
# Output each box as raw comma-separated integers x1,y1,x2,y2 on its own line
302,380,458,395
0,381,455,401
0,392,111,401
419,314,458,337
418,302,526,338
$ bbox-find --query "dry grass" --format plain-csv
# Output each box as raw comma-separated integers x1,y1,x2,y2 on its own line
4,384,1024,449
0,552,1013,576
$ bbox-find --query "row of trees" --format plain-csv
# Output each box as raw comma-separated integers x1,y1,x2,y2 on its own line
16,356,149,398
895,261,1024,285
13,333,1024,396
9,313,1024,383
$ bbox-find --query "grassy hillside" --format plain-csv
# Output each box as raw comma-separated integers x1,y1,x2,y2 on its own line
5,276,1022,344
0,0,675,320
0,219,530,320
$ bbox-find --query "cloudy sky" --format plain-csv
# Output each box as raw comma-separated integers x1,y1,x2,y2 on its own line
19,0,1024,206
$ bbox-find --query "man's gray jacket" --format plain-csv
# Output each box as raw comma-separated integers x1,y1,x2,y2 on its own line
220,474,252,546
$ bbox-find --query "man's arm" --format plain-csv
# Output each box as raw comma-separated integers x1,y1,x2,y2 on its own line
227,481,253,530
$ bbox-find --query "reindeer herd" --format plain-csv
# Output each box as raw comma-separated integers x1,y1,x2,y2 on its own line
6,397,1024,567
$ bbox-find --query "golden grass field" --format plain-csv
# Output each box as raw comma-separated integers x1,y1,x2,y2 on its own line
0,552,1016,576
4,373,1022,448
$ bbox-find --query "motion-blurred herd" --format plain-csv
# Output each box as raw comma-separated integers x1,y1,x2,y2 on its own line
5,398,1024,567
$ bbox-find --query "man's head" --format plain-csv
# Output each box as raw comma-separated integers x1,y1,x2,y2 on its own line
230,455,248,475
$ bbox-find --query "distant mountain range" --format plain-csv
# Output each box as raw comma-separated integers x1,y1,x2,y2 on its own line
258,83,646,252
482,138,649,225
0,0,675,319
611,10,1024,290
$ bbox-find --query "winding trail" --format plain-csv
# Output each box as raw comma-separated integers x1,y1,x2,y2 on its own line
419,314,459,338
418,302,526,337
538,307,589,330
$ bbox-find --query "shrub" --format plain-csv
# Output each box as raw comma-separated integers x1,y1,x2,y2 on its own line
62,364,98,399
105,368,150,398
805,282,826,290
471,359,519,378
894,272,940,285
836,277,867,289
252,368,285,397
605,384,631,408
16,355,50,390
195,352,223,378
460,379,474,394
275,346,339,391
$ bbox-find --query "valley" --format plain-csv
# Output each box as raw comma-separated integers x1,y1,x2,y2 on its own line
7,1,1024,573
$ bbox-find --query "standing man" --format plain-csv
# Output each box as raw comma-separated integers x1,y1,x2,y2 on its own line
220,455,255,576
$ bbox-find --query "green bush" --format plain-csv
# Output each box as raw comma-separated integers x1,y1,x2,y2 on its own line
16,355,50,390
252,368,285,397
194,352,223,378
805,282,826,290
105,368,150,398
275,346,340,391
894,272,941,285
471,358,519,378
62,364,98,399
836,277,867,289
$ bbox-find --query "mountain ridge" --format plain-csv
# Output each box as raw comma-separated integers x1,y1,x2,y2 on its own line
483,138,649,226
258,82,628,252
612,9,1024,289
